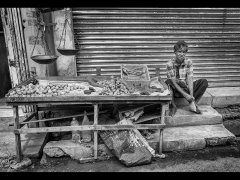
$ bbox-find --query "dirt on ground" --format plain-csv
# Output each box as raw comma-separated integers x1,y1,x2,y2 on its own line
0,139,239,172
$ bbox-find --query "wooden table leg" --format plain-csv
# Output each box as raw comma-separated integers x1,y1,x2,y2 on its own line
34,105,39,128
13,106,23,162
158,103,167,158
165,103,170,117
93,104,98,160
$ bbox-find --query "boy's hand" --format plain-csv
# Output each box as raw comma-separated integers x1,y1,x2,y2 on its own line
185,94,195,102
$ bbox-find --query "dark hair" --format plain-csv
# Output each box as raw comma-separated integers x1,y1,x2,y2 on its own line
173,40,188,52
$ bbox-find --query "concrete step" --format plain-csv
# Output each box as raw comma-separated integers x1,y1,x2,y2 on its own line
148,124,236,152
0,131,49,158
165,105,222,127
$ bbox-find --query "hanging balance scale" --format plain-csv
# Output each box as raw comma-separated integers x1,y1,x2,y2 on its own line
31,14,58,64
57,9,79,56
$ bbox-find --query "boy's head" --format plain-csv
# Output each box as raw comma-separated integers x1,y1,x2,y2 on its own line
174,40,188,62
174,40,188,53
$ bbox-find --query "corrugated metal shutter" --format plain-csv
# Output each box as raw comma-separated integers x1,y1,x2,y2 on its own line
72,8,240,87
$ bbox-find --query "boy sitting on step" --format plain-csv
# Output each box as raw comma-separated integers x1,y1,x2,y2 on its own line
165,40,208,116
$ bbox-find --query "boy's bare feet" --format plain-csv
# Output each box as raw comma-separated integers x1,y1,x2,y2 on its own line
189,101,196,111
195,105,202,114
189,101,202,114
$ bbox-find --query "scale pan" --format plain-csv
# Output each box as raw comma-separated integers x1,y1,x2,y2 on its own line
31,55,58,64
57,48,79,56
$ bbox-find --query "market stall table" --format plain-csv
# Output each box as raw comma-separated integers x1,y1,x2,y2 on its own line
3,77,172,162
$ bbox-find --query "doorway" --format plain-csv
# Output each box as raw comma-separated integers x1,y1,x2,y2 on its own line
0,17,12,98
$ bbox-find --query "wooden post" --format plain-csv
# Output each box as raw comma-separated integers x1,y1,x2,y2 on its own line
165,103,170,117
34,105,39,128
156,67,160,77
13,106,23,162
96,67,101,76
159,104,166,156
93,104,98,159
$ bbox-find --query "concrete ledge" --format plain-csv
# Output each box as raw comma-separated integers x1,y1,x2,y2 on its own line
148,124,236,152
207,87,240,108
165,105,222,127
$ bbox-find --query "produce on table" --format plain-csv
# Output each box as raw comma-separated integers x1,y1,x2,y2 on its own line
97,76,136,95
84,90,92,95
89,86,96,92
6,82,87,97
6,75,168,97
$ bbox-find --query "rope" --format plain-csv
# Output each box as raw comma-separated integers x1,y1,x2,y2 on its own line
57,8,79,50
57,8,68,49
30,26,41,57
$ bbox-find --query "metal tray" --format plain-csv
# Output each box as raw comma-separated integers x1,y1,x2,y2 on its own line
31,55,58,64
57,48,79,56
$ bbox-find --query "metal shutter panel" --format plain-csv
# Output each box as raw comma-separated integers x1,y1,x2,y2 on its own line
72,8,240,87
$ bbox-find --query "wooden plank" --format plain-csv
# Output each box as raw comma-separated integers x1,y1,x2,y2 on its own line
159,104,167,155
21,110,108,125
118,104,153,114
6,101,171,106
135,114,161,124
34,105,39,128
14,112,36,124
160,104,167,124
15,124,166,134
96,66,101,76
19,112,36,128
37,76,89,81
94,104,98,159
4,95,172,104
13,106,23,162
37,105,93,111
